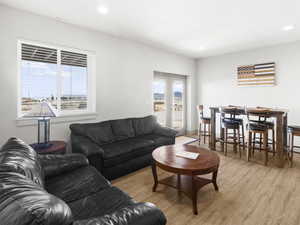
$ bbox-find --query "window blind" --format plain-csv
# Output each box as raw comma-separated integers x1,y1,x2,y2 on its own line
61,50,87,67
21,43,57,64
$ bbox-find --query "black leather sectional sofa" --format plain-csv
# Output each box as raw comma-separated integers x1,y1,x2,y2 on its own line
0,138,166,225
70,115,177,180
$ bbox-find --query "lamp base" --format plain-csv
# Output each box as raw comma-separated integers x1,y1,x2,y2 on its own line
31,142,53,150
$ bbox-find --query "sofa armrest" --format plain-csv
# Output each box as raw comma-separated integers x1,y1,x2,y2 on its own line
154,125,177,137
71,134,105,157
39,153,89,178
73,202,166,225
71,134,105,172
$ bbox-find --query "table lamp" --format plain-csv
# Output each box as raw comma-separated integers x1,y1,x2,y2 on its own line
23,100,57,149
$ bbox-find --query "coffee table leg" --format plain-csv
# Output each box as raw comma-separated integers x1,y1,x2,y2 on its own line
151,162,158,192
177,174,181,195
212,169,219,191
191,176,198,215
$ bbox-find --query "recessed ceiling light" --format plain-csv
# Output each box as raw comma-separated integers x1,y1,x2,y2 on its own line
198,46,205,51
97,6,109,15
282,25,295,31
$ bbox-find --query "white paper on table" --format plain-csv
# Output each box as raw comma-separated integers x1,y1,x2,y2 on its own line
175,151,199,160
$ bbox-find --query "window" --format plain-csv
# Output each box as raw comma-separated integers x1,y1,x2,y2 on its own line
18,41,95,117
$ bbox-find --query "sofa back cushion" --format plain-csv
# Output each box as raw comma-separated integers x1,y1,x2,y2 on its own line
133,115,158,136
70,121,115,145
0,172,73,225
110,118,135,141
0,138,44,187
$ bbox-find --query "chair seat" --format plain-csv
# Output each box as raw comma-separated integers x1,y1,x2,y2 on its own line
250,120,274,129
248,122,268,131
231,118,244,125
222,119,240,129
201,117,211,122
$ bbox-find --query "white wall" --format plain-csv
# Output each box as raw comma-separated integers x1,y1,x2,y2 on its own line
197,41,300,132
0,5,197,146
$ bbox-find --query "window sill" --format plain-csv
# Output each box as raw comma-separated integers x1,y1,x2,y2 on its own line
16,112,98,127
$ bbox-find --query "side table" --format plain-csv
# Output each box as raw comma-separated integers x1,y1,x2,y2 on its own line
30,141,67,154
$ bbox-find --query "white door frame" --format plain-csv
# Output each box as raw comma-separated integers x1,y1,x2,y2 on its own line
153,71,187,135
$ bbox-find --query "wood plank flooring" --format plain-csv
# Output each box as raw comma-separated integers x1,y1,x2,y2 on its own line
112,137,300,225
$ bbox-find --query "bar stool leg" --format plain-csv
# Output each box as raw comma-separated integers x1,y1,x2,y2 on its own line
241,123,245,151
252,133,256,155
272,128,275,156
291,134,294,168
233,128,237,153
247,131,252,161
198,123,202,145
237,128,241,158
220,127,225,152
208,123,211,142
263,131,268,166
259,133,262,152
204,124,206,144
225,128,228,156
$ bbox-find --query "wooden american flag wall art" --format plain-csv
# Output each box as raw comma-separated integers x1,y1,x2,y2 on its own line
237,62,275,86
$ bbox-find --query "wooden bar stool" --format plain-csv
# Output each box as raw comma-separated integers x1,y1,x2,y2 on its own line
246,109,271,166
250,108,276,155
288,125,300,167
229,107,246,151
197,105,211,144
220,107,243,157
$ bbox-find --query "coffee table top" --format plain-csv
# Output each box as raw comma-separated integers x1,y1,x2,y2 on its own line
152,144,220,175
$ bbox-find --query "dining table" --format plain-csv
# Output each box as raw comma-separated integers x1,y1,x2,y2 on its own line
209,106,288,168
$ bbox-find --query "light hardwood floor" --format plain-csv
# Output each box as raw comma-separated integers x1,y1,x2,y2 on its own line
112,136,300,225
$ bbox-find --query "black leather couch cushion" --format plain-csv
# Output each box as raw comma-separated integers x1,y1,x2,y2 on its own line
140,134,174,146
110,119,135,141
73,202,166,225
70,121,115,145
0,172,73,225
39,153,89,178
68,186,134,220
46,166,110,203
103,145,155,168
133,115,157,136
102,137,155,159
0,138,44,187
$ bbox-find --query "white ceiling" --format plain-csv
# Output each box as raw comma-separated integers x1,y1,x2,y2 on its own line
1,0,300,58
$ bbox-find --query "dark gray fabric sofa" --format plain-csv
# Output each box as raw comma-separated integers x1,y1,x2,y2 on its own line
70,115,177,180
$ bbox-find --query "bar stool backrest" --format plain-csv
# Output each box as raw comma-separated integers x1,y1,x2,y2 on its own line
197,105,204,120
246,108,272,123
220,106,239,120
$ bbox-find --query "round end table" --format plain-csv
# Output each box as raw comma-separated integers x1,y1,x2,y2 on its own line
30,141,67,154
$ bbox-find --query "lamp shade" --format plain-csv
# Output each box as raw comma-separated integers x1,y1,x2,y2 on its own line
23,101,57,118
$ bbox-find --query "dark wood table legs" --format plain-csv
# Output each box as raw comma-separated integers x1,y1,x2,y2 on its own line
210,108,217,150
152,162,158,192
212,169,219,191
177,174,181,195
191,176,198,215
275,113,288,168
151,162,219,215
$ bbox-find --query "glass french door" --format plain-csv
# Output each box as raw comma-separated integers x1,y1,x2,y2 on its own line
153,72,187,135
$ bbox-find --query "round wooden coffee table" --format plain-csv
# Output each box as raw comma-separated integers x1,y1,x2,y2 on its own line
152,144,220,215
